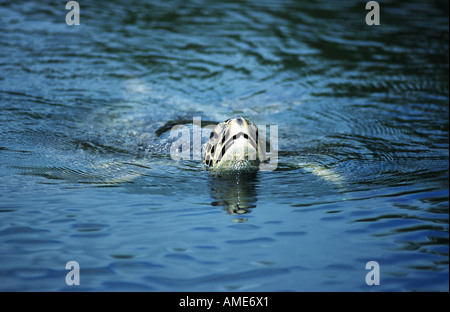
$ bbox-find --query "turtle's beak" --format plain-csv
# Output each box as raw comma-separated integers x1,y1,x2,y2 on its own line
216,117,259,170
204,117,263,171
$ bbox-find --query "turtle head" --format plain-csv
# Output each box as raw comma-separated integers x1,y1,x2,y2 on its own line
203,117,263,172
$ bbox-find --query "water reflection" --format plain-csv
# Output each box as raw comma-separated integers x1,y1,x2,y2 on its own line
208,171,259,222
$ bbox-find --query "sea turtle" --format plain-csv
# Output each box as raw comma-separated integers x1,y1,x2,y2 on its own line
202,116,265,172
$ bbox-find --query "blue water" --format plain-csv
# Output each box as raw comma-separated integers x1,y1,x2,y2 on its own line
0,0,448,291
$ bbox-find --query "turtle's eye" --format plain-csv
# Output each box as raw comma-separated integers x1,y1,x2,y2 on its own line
209,132,214,139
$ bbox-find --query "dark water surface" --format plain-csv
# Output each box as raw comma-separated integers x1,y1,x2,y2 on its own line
0,0,448,291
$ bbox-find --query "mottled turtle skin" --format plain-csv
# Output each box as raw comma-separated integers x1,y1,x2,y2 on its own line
203,117,264,171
